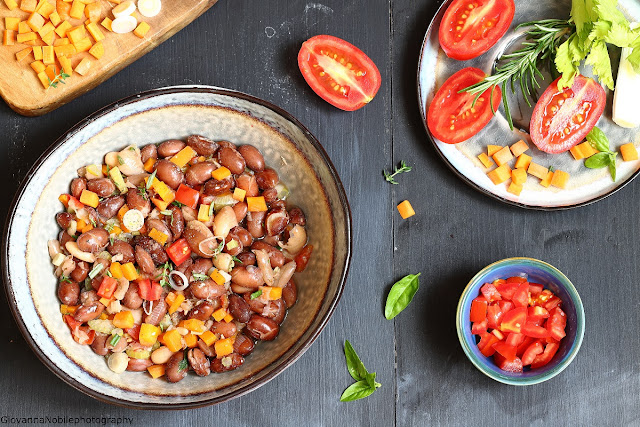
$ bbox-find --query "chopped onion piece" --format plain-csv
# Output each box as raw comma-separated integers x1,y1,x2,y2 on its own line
168,270,189,291
143,300,154,316
122,209,144,231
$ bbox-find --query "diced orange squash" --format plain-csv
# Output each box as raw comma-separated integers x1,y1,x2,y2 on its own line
247,196,267,212
121,262,138,280
100,16,112,31
569,145,585,160
143,157,156,172
163,329,183,352
36,71,49,88
4,0,18,10
16,31,36,42
88,39,102,58
49,10,61,26
74,56,91,75
20,0,37,12
36,1,54,18
109,261,123,279
147,364,165,379
223,313,234,323
477,152,494,169
200,331,217,347
212,166,231,181
86,21,103,41
487,164,511,185
151,197,169,211
511,168,527,186
197,204,210,222
139,323,161,347
69,0,83,18
73,36,91,52
580,141,598,158
148,228,168,246
42,45,54,63
510,140,529,157
41,29,55,45
232,187,246,202
60,304,77,315
620,143,638,161
66,24,84,43
18,21,30,33
487,145,502,156
209,269,226,285
492,146,514,167
30,60,45,73
37,21,55,37
84,1,100,21
397,200,415,219
54,43,75,57
514,153,531,170
3,30,15,45
79,189,99,207
214,338,234,358
58,55,72,75
151,179,175,203
540,171,554,188
55,20,72,37
212,308,227,322
5,17,20,31
169,146,197,168
134,21,150,38
262,286,282,300
550,170,569,189
26,13,43,29
507,182,523,196
113,310,134,329
184,333,198,348
181,319,205,332
166,292,185,315
58,193,70,207
56,0,71,20
527,162,549,180
15,47,32,61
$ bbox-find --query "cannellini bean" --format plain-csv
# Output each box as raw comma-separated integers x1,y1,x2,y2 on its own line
254,249,275,287
279,225,307,255
65,241,96,263
105,146,145,176
60,256,76,277
48,240,62,259
130,308,143,325
151,346,175,365
213,253,234,273
275,261,297,288
107,300,122,314
107,352,129,374
213,206,238,240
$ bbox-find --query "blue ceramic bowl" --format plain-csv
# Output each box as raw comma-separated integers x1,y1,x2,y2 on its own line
456,258,585,385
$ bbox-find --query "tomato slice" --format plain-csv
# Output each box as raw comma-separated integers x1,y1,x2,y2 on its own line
500,306,526,333
521,341,544,366
175,184,200,209
497,300,513,313
439,0,515,60
486,304,504,329
493,341,517,361
528,283,544,296
137,279,162,301
546,307,567,341
97,276,117,299
528,306,550,321
544,296,562,311
516,336,535,357
470,296,489,322
530,75,606,153
505,332,525,347
478,332,501,357
521,322,550,339
427,67,501,144
298,35,381,111
472,318,488,334
495,282,519,300
531,342,560,369
63,315,96,345
480,283,502,302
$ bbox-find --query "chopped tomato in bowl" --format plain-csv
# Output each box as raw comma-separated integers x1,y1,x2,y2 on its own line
456,258,585,385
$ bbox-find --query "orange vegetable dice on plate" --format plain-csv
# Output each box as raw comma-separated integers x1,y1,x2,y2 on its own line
550,170,569,189
620,143,638,161
492,146,513,167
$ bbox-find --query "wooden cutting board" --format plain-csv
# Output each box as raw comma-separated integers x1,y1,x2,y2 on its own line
0,0,217,116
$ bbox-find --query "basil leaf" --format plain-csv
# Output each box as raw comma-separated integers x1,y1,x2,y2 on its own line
586,126,610,152
364,372,378,389
384,273,421,320
584,152,610,169
340,380,376,402
608,154,617,181
344,340,369,382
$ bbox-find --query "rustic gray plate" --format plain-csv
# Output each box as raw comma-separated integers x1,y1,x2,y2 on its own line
418,0,640,209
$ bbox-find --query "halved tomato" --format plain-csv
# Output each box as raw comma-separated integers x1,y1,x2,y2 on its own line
298,35,381,111
439,0,515,60
427,67,501,144
530,75,606,153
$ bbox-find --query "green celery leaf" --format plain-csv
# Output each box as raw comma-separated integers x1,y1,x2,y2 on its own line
594,0,627,25
628,46,640,73
585,40,614,89
588,20,611,43
572,0,594,41
604,22,638,46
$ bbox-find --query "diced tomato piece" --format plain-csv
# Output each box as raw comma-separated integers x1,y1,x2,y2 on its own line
497,300,514,313
521,341,544,366
511,281,530,308
63,315,95,345
125,324,141,342
166,238,192,266
500,307,527,333
471,318,488,334
486,304,504,329
521,322,550,338
528,306,550,321
531,342,560,368
97,276,117,299
480,283,502,302
505,332,525,347
174,184,200,209
516,336,535,357
491,329,505,340
470,297,488,323
137,279,163,301
534,289,554,306
529,283,544,296
495,282,519,300
506,276,528,283
478,332,501,357
546,307,567,341
492,279,506,286
544,296,562,311
63,314,81,331
493,341,517,361
494,354,523,373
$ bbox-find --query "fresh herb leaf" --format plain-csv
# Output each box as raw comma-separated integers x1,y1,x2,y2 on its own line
344,340,369,382
586,126,611,152
340,340,381,402
384,273,421,320
59,275,72,283
211,241,224,257
47,71,70,89
178,351,189,371
109,334,121,346
609,155,617,181
584,126,617,181
340,380,378,402
146,169,157,190
172,201,185,208
232,255,243,264
585,152,610,168
250,290,262,299
192,273,209,281
117,155,125,165
160,210,172,216
382,161,412,185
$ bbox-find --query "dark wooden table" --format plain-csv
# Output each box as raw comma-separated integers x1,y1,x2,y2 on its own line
1,0,638,425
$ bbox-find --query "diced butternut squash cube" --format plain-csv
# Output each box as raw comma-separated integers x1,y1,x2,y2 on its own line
40,28,55,45
507,182,523,196
86,21,103,41
20,0,37,13
88,40,102,59
133,21,150,38
100,16,112,32
3,30,14,45
580,141,598,157
477,152,494,169
37,70,49,88
55,20,72,37
492,146,514,167
49,10,61,26
3,0,18,10
66,24,84,43
54,43,76,57
84,1,100,22
197,204,210,222
5,17,20,31
69,0,84,18
30,59,45,73
73,36,91,52
147,364,165,379
80,189,99,207
212,166,231,181
487,145,502,156
18,21,30,34
37,21,54,37
74,56,91,75
214,338,234,357
620,143,638,161
232,187,246,202
397,200,415,219
247,196,268,212
53,37,68,46
569,145,585,160
510,139,529,157
527,162,549,180
550,170,569,189
15,47,32,61
36,1,54,17
16,31,36,42
42,45,54,63
540,171,554,188
487,164,511,185
514,153,531,170
511,168,527,186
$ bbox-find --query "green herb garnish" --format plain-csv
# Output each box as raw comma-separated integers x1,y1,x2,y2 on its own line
88,263,104,280
340,340,381,402
192,273,209,281
59,275,72,283
250,290,262,299
117,155,125,165
383,160,412,185
232,255,243,264
109,334,121,346
172,201,185,208
146,169,157,190
178,351,189,371
384,273,421,320
47,71,71,89
584,127,617,181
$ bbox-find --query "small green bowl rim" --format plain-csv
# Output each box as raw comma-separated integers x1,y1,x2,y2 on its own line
456,257,585,386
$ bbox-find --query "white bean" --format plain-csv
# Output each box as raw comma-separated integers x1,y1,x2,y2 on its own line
213,253,234,273
65,241,96,263
107,352,129,374
151,346,174,365
213,206,238,239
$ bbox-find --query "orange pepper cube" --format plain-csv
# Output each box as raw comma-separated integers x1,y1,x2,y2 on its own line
397,200,415,219
510,139,529,157
247,196,268,212
492,146,514,167
212,166,231,181
209,269,226,285
550,170,569,189
620,143,638,161
214,338,234,358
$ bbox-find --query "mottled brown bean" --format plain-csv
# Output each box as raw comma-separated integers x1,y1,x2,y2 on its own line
135,246,155,274
189,279,226,300
235,174,259,197
228,294,252,323
231,226,253,248
282,279,298,308
211,354,244,373
224,233,243,256
217,140,237,150
167,204,184,239
233,334,255,356
251,241,285,268
59,231,74,250
188,348,210,376
263,188,278,204
56,212,73,229
154,159,184,190
230,265,264,290
210,320,237,338
232,202,248,223
70,178,86,199
217,146,246,175
146,218,173,244
134,235,168,264
108,240,135,264
255,168,279,190
246,211,266,239
185,162,216,186
58,280,80,305
70,261,90,282
165,352,187,383
140,144,157,163
197,339,215,358
97,196,125,220
87,178,116,197
203,176,234,196
122,282,143,309
80,290,98,305
188,301,215,321
265,207,289,237
185,258,213,281
262,299,286,325
237,145,265,172
127,358,153,372
144,298,167,326
245,315,280,341
288,207,306,226
126,189,150,214
187,135,219,156
77,228,110,253
91,334,110,356
157,139,185,158
269,199,286,211
73,301,105,323
235,251,256,266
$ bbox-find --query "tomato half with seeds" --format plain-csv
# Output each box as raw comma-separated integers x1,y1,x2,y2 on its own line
439,0,515,60
427,67,501,144
530,75,606,154
298,35,381,111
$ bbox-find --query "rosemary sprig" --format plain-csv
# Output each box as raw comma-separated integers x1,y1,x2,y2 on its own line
47,71,71,89
459,19,573,130
383,160,412,185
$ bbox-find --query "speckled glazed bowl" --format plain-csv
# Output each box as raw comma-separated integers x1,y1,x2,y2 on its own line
457,258,585,385
2,86,351,408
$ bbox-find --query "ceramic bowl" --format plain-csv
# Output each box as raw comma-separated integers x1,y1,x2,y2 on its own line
2,86,351,408
456,258,585,385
